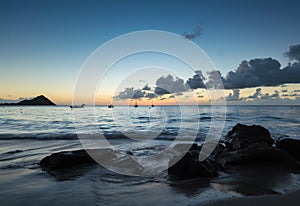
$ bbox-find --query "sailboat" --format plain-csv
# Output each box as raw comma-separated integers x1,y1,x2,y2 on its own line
134,100,138,108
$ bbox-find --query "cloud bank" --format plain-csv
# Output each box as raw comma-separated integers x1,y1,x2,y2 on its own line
114,44,300,101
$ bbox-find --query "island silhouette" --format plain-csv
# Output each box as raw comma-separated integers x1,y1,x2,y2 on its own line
0,95,56,106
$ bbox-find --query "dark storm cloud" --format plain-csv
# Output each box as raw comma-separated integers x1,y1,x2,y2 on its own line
284,44,300,61
208,56,300,89
186,70,206,89
183,26,202,40
224,58,282,88
154,75,187,95
114,87,145,100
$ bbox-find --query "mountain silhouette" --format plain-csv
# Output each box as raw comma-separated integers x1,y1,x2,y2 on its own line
1,95,56,106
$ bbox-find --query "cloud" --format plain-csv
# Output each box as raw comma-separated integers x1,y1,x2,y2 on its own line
281,89,288,93
175,92,183,96
282,93,300,97
154,75,187,95
206,70,226,89
293,89,300,93
284,44,300,62
0,97,29,104
248,88,262,99
186,70,206,89
261,90,280,100
208,56,300,89
144,93,156,99
114,87,145,100
183,26,202,40
144,93,157,99
226,89,242,101
142,84,151,91
169,95,175,99
225,58,282,88
198,95,204,98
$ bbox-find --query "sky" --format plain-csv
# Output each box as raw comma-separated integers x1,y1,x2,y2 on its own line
0,0,300,105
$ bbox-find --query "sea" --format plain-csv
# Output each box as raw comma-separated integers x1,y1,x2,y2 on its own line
0,105,299,205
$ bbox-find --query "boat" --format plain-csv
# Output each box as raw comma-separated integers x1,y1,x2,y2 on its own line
151,101,154,107
108,104,114,108
70,104,85,109
134,100,138,108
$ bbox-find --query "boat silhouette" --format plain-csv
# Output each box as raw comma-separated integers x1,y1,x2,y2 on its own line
134,100,138,108
70,104,85,109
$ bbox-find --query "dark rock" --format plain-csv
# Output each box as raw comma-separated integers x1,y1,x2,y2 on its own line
276,138,300,161
40,149,145,178
225,123,274,150
216,142,299,170
167,124,300,180
168,151,218,180
40,149,116,172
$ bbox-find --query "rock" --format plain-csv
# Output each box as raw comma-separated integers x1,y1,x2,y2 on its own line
225,123,274,150
40,148,145,178
276,138,300,161
167,124,300,180
168,151,218,180
40,149,116,171
216,142,299,170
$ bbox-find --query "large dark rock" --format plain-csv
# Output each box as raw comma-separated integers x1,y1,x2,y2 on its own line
216,142,299,170
225,123,274,150
276,138,300,161
168,124,299,180
40,148,145,178
40,149,98,171
40,149,115,173
168,149,218,180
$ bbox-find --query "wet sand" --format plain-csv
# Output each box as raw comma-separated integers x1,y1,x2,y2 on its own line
205,190,300,206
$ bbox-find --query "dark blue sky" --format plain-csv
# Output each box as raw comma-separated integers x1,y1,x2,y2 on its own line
1,0,300,103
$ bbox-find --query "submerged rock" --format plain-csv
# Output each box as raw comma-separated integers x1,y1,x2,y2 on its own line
276,138,300,161
225,123,274,150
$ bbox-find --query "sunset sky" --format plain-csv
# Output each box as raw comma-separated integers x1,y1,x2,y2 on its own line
1,0,300,105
